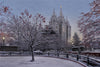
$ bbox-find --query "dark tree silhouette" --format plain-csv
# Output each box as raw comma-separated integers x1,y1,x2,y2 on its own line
73,33,80,46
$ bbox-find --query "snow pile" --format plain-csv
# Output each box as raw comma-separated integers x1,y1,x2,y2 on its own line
0,56,84,67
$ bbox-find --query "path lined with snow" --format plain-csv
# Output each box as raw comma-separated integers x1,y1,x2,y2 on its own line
0,56,85,67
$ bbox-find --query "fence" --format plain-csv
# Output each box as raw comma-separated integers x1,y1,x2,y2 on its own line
0,51,100,67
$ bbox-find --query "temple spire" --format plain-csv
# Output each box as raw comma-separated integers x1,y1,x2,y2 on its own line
66,16,68,22
66,16,70,26
60,5,63,16
53,8,56,16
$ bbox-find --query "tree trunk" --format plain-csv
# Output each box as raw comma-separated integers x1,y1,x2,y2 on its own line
30,46,35,62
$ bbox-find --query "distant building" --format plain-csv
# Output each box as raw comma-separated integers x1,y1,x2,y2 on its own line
49,8,71,46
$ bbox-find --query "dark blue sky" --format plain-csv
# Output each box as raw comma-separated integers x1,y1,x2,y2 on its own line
2,0,93,39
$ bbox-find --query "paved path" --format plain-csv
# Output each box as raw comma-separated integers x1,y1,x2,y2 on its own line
0,56,85,67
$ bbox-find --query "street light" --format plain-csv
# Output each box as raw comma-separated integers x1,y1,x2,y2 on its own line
3,37,5,40
72,42,73,45
71,40,74,45
2,36,5,46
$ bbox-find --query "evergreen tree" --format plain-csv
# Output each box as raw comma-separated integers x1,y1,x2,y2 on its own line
73,33,80,46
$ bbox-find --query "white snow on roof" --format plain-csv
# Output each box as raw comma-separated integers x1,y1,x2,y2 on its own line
0,56,84,67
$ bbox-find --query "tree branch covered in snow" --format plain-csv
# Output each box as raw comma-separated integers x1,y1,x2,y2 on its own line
78,0,100,47
6,9,45,61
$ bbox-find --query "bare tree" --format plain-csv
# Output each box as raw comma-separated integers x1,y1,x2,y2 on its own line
6,9,45,62
0,2,11,46
78,0,100,48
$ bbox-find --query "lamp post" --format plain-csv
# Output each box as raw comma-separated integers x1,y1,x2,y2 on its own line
71,40,74,45
72,42,73,45
2,36,5,46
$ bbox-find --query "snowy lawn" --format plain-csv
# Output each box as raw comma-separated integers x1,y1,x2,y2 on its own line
0,56,84,67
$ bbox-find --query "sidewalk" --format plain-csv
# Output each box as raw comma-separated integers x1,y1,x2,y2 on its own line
0,56,86,67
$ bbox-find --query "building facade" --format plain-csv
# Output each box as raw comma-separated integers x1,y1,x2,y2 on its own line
49,8,71,46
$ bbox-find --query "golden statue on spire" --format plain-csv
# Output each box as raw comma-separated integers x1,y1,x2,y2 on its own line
60,5,62,8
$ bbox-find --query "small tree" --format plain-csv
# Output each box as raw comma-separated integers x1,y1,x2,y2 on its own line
72,33,81,53
73,33,80,46
0,2,11,47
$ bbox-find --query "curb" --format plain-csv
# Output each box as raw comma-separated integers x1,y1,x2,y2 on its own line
41,56,88,67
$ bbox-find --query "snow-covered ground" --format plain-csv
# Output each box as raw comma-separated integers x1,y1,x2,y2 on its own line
0,56,85,67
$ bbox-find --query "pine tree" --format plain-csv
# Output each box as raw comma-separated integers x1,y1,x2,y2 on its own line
73,33,80,46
